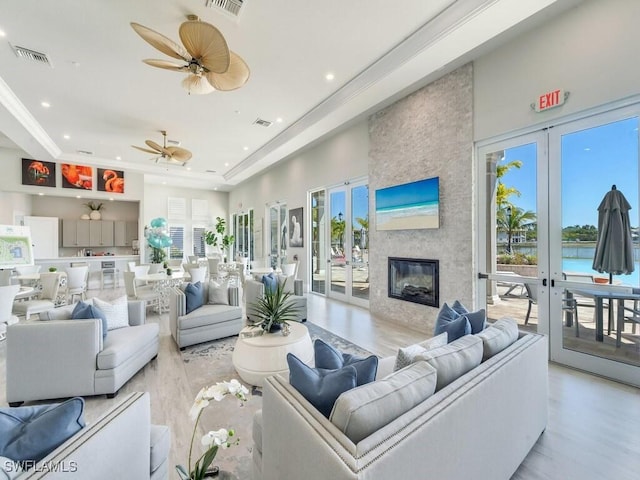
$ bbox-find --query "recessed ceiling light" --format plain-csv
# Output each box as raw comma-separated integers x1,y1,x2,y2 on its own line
243,146,249,151
276,117,283,123
109,198,114,201
162,181,167,185
76,195,81,199
325,73,335,81
38,192,44,196
116,156,121,160
214,187,218,191
186,167,191,171
0,30,6,38
224,162,229,167
63,134,70,140
41,101,50,108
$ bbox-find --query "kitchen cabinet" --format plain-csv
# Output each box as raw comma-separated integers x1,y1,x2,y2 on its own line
62,220,90,247
62,220,113,247
90,220,114,247
114,221,138,247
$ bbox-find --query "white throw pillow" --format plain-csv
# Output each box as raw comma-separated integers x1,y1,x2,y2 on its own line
208,280,229,305
475,317,519,360
394,332,448,371
415,335,483,391
93,295,129,330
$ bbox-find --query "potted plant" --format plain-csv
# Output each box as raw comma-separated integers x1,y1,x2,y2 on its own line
250,278,300,334
83,201,104,220
205,217,235,261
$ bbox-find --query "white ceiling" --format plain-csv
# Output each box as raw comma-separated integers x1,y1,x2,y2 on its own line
0,0,578,191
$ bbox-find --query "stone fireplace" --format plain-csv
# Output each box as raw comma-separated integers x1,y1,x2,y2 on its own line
388,257,439,308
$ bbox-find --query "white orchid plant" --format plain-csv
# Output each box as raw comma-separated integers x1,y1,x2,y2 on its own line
176,379,250,480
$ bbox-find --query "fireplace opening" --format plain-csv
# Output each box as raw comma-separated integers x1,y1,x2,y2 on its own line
388,257,439,307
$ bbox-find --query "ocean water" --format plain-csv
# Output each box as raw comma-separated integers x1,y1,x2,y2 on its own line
375,201,438,224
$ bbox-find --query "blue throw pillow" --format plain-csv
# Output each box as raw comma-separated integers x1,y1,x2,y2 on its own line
72,301,108,340
438,314,471,342
435,303,471,342
313,339,378,386
451,300,486,334
261,272,277,295
0,397,85,462
287,353,357,418
185,281,204,314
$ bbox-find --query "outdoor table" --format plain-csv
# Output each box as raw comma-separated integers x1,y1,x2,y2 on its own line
571,288,640,343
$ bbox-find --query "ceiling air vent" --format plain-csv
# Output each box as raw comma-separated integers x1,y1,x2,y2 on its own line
206,0,244,18
77,150,93,155
205,169,217,174
253,118,273,128
11,44,52,67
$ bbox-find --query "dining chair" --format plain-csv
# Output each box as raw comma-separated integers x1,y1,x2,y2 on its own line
126,261,137,272
12,272,61,320
188,256,199,264
133,265,151,286
123,272,161,313
168,259,184,272
65,265,89,303
188,266,207,284
524,282,577,328
207,258,220,280
0,284,20,341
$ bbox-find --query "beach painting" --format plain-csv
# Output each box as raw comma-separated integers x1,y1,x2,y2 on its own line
375,176,439,230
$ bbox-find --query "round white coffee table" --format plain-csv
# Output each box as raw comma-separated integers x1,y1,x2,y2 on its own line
232,322,313,387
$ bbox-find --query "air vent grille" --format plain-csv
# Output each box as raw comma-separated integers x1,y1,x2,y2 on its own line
11,45,52,66
205,169,217,174
206,0,244,17
253,118,273,128
77,150,93,155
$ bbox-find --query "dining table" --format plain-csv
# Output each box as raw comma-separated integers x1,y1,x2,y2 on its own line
570,288,640,345
136,271,191,313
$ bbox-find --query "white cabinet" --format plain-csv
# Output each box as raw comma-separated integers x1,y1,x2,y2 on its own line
90,221,114,247
24,216,59,259
62,220,113,247
114,221,138,247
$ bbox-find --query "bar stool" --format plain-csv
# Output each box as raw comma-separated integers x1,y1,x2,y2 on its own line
100,260,119,289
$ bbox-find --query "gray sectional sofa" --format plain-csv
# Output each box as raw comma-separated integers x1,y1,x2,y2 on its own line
7,392,170,479
252,329,548,480
6,300,159,406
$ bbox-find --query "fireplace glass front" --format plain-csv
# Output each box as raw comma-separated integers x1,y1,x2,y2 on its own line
388,257,439,307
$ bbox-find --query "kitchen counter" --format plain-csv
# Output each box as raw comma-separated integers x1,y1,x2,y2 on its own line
35,256,141,290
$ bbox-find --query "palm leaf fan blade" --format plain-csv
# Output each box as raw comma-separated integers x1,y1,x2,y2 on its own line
205,52,250,91
179,21,230,74
130,22,192,62
132,145,161,155
143,59,189,72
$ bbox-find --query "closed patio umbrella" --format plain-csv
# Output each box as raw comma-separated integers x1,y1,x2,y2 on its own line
592,185,635,283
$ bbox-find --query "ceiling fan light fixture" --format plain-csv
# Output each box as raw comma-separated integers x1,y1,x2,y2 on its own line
182,74,215,94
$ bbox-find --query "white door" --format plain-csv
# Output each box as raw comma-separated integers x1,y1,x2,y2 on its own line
24,216,58,259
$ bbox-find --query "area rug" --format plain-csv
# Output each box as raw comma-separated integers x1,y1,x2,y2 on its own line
179,322,375,479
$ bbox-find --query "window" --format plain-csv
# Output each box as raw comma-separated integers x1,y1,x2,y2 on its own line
233,209,254,261
169,225,184,260
193,226,206,257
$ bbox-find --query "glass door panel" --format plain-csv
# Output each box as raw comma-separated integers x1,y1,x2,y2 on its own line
267,203,287,269
311,190,326,294
478,133,545,334
550,113,640,385
329,189,347,299
351,184,369,301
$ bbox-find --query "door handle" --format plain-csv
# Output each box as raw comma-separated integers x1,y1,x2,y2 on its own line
542,278,547,287
478,273,489,279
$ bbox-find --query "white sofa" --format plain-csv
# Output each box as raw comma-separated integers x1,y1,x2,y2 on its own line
5,300,159,406
252,331,548,480
6,392,170,479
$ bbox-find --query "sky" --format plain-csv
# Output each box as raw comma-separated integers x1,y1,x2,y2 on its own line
501,116,639,227
330,185,369,228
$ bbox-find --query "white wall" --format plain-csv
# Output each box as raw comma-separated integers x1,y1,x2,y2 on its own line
228,122,370,286
474,0,640,140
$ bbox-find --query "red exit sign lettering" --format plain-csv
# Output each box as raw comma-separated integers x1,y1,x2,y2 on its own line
534,89,566,112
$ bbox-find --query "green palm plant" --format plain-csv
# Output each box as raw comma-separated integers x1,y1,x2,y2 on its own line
251,279,301,333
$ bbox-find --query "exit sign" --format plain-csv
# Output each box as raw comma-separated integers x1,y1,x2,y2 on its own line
533,89,567,112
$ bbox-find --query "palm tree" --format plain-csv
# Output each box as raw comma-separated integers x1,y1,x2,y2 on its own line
496,159,523,210
497,205,536,254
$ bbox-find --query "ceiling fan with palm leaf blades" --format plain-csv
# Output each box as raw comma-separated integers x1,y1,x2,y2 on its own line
132,130,193,166
130,15,250,94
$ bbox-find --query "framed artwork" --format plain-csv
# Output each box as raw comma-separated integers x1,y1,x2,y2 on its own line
21,158,56,187
61,164,93,189
97,168,125,193
375,176,440,230
289,207,303,247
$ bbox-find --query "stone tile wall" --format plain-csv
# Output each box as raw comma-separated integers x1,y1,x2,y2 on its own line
368,63,474,334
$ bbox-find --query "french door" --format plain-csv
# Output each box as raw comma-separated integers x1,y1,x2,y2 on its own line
267,203,287,270
478,106,640,386
325,180,369,307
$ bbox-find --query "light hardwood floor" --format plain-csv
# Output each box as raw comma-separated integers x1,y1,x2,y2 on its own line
1,290,639,479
